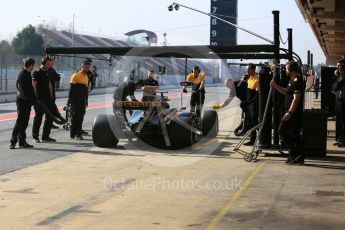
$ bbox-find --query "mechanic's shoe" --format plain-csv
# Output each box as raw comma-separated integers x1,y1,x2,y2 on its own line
9,143,15,149
243,141,255,146
42,137,56,143
19,143,34,148
33,138,41,143
337,142,345,147
51,124,59,129
333,138,344,146
81,130,89,135
74,135,84,140
287,155,304,165
285,156,292,164
289,159,305,165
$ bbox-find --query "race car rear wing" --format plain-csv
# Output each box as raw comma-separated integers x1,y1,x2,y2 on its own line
113,100,166,110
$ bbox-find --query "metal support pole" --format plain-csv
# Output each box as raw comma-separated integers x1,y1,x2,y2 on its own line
273,11,280,63
5,57,8,93
272,10,281,147
0,55,3,91
310,53,313,72
287,28,293,61
307,50,311,67
184,58,188,81
71,13,75,69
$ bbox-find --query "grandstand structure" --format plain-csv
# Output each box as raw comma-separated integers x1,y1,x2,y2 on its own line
38,26,245,87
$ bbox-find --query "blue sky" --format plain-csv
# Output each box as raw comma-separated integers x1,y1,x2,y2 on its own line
0,0,325,64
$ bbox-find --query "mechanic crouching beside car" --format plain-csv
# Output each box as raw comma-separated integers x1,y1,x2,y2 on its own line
113,79,145,101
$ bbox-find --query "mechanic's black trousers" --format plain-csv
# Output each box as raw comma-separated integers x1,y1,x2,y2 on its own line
246,112,258,142
278,115,303,158
70,103,86,137
32,100,55,140
11,97,32,145
190,92,205,118
336,99,345,142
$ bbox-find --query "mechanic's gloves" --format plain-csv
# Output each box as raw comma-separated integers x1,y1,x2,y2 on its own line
183,88,188,93
240,101,249,109
213,103,221,109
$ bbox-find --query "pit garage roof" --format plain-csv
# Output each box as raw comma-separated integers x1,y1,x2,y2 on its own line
296,0,345,64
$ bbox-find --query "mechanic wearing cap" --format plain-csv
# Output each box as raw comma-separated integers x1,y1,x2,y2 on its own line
68,59,92,140
271,61,305,165
9,57,36,149
334,58,345,147
185,66,206,118
142,69,159,102
32,56,57,143
241,63,260,146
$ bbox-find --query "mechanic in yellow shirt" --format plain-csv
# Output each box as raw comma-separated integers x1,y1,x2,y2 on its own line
241,63,260,146
68,59,91,140
184,66,206,118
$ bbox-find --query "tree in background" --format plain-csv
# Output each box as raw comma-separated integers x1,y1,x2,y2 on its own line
0,39,16,68
0,40,14,54
12,25,44,56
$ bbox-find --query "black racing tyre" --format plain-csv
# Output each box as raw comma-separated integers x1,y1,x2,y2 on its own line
35,100,67,125
234,111,248,136
201,110,218,138
234,121,245,136
92,114,119,147
168,117,193,149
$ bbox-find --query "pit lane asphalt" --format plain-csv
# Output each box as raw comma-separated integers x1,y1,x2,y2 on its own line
0,87,233,175
1,87,345,230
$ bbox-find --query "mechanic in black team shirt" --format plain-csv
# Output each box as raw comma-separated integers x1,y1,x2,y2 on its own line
114,79,145,101
271,61,305,165
46,64,61,129
142,69,159,102
32,56,57,143
9,58,36,149
113,79,145,121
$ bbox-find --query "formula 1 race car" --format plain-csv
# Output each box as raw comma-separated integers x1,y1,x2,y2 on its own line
92,84,218,149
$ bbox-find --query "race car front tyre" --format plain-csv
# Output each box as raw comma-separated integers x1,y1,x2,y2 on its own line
201,110,218,138
168,117,193,149
92,114,119,147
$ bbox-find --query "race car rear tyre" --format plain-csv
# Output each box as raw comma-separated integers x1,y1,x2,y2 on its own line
168,117,193,149
202,110,218,138
92,114,119,147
